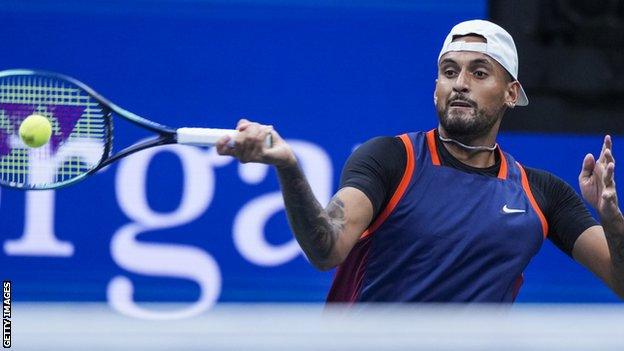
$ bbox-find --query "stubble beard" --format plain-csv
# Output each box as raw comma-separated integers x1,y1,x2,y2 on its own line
436,101,503,145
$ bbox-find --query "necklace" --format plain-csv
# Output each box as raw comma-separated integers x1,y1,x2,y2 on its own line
438,134,497,152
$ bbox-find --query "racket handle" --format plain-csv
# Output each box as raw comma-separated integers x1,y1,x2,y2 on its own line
176,128,273,148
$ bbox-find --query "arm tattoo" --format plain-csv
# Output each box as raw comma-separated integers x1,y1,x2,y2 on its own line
608,235,624,265
602,219,624,294
326,196,346,234
276,163,346,267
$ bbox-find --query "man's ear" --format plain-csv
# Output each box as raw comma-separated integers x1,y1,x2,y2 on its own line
505,81,520,108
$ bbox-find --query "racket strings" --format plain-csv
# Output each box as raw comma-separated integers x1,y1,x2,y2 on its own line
0,74,108,189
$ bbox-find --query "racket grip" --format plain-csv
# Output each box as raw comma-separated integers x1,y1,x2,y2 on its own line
176,128,272,148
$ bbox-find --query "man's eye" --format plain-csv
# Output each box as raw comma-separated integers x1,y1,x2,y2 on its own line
474,71,488,78
444,70,457,77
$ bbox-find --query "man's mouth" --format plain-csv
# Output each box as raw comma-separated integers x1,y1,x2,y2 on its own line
449,100,473,108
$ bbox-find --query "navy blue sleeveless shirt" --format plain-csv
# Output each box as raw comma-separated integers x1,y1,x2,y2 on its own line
327,130,548,302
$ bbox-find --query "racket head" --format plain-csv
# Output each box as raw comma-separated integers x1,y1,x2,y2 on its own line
0,69,112,190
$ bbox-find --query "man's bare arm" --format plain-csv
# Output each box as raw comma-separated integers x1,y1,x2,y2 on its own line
573,226,624,298
276,164,373,270
216,119,373,271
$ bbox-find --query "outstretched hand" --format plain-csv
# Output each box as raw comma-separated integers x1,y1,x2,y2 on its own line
579,135,622,221
215,119,297,168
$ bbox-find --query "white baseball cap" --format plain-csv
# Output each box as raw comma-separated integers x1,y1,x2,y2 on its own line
438,19,528,106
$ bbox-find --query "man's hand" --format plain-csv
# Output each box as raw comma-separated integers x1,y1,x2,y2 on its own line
215,118,372,270
579,135,622,221
215,119,297,168
576,136,624,298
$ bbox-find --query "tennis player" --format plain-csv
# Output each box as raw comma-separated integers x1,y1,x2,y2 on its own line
216,20,624,302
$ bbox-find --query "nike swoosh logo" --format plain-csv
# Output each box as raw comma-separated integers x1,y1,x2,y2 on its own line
502,205,526,214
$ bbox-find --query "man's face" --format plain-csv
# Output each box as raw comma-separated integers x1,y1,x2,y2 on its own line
434,35,515,142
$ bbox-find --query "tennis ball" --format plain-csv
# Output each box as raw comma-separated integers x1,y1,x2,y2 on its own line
19,114,52,148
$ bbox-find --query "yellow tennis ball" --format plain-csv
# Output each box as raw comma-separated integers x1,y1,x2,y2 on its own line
19,114,52,148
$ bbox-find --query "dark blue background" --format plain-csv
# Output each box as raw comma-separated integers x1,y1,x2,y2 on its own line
0,0,620,303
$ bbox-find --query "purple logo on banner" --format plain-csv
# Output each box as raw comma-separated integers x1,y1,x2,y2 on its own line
0,103,85,155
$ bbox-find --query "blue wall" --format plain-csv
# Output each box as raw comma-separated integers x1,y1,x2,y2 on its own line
1,0,619,316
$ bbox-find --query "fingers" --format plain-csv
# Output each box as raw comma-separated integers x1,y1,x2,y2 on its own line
218,119,294,166
604,144,615,165
216,119,268,157
601,136,616,188
579,153,595,181
237,118,251,130
598,135,613,164
224,120,274,163
604,161,616,188
602,169,618,204
601,137,618,206
237,125,271,162
600,166,621,219
215,135,235,156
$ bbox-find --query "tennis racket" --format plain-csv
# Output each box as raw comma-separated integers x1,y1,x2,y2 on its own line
0,69,271,190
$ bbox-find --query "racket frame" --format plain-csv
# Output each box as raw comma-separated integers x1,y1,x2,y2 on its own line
0,69,234,190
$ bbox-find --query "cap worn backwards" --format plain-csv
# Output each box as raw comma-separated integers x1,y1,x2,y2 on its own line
438,19,528,106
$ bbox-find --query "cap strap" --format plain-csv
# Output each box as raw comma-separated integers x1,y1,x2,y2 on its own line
444,41,488,53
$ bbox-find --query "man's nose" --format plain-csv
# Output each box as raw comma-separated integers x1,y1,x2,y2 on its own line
452,70,470,94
